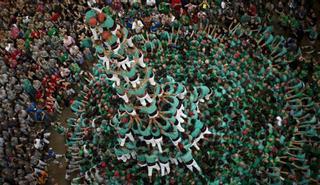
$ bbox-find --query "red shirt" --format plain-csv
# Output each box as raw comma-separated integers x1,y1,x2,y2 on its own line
191,13,199,24
171,0,181,7
51,12,60,22
171,0,182,12
248,4,257,16
31,31,40,39
36,90,44,99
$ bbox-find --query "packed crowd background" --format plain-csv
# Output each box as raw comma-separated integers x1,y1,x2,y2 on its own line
0,0,319,184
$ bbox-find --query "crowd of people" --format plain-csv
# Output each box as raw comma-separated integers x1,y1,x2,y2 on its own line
0,0,92,184
0,0,319,184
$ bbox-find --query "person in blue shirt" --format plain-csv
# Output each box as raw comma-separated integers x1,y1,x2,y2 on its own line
26,102,48,122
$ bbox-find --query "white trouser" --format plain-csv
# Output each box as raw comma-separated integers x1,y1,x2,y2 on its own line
192,128,212,150
196,102,200,113
107,74,120,86
205,89,212,100
117,57,129,70
154,137,163,153
177,88,187,99
145,137,156,147
124,154,131,161
160,162,170,176
117,93,129,103
127,37,134,48
149,75,156,86
147,163,160,177
104,58,110,70
130,76,140,88
174,119,185,132
186,160,201,173
126,60,135,68
137,93,153,106
172,137,181,146
120,132,135,146
130,151,137,159
191,135,203,150
200,127,212,138
114,44,121,56
138,136,144,141
170,157,178,165
117,153,131,162
138,163,147,167
138,53,146,68
111,24,121,35
127,109,137,116
177,107,187,118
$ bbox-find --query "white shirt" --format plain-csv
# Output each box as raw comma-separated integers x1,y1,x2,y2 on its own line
63,36,75,48
146,0,156,6
132,20,144,32
276,116,282,126
34,139,43,149
221,1,226,9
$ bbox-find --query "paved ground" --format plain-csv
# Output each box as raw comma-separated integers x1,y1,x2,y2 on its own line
47,108,74,185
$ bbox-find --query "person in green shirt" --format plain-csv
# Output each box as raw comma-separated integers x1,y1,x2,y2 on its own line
145,150,160,181
117,117,135,146
22,78,36,97
139,123,152,144
116,88,129,103
180,147,201,173
136,90,154,107
159,151,170,176
105,72,121,87
114,145,131,162
163,125,181,147
152,126,163,153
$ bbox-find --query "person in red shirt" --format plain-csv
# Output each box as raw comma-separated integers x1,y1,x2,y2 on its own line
171,0,182,13
248,3,257,16
51,12,61,22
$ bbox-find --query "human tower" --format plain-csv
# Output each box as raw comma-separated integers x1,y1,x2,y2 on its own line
81,6,212,179
65,4,319,184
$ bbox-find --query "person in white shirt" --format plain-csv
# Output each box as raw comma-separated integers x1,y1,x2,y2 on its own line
276,116,282,126
34,138,44,150
221,1,226,9
63,35,75,48
132,18,144,33
146,0,156,7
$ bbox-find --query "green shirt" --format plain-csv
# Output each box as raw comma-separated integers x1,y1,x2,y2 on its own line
139,125,151,137
180,150,193,163
101,15,115,29
146,152,158,163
